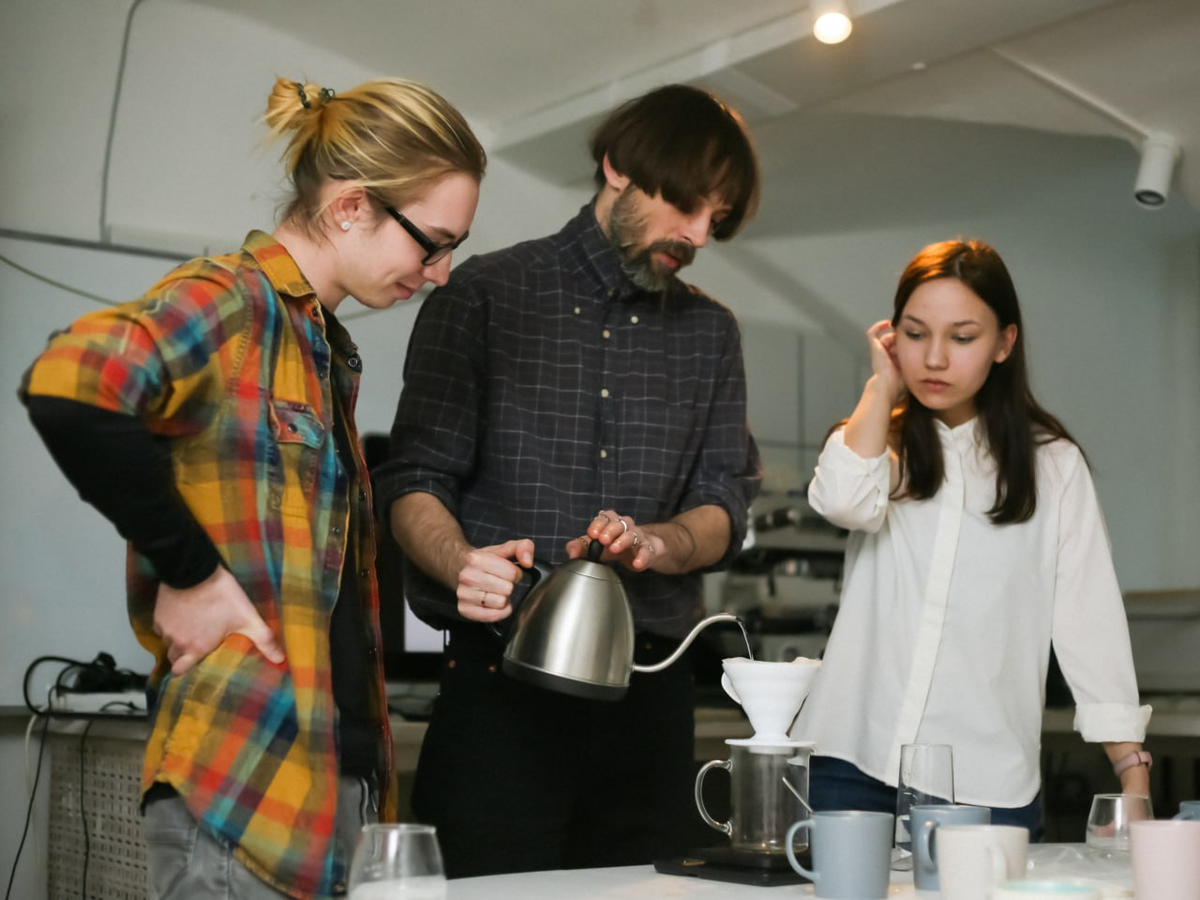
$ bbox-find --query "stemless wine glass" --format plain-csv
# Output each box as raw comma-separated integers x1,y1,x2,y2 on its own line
894,743,955,870
348,823,447,900
1085,793,1153,858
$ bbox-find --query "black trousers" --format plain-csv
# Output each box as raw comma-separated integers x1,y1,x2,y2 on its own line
411,626,696,878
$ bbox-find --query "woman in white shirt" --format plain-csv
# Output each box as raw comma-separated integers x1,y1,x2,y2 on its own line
795,239,1151,834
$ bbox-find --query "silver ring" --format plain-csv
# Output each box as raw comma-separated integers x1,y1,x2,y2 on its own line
631,533,640,547
596,510,612,523
618,519,629,535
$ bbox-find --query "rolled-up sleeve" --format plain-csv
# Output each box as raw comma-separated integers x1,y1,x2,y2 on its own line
1047,447,1151,741
678,316,761,569
808,428,892,533
373,277,486,518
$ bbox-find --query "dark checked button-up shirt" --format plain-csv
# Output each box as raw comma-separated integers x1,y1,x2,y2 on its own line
375,203,762,639
21,231,393,899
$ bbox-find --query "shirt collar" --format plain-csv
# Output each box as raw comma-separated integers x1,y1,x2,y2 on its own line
241,230,318,301
935,415,985,452
240,230,359,359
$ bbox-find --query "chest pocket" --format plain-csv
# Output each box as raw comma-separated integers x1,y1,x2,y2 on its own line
269,400,327,517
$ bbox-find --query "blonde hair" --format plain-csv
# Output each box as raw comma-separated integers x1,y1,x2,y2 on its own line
264,77,486,236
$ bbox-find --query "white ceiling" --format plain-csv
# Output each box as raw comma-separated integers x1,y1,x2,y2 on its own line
188,0,1200,220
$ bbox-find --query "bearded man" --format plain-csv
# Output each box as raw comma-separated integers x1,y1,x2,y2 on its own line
373,84,763,878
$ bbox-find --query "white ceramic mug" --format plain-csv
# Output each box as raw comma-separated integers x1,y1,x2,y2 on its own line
992,879,1100,900
935,824,1028,900
910,803,989,891
1130,818,1200,900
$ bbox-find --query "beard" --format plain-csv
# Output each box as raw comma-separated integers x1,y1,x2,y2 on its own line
606,188,696,293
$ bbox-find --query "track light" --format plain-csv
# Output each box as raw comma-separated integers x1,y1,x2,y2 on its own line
1133,133,1179,209
811,0,853,44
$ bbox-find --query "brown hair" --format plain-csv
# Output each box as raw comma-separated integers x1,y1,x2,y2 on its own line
589,84,759,240
264,77,486,237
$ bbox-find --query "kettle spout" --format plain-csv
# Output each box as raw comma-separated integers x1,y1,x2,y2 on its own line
632,613,743,674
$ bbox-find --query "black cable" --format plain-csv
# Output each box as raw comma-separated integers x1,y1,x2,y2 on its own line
3,703,51,900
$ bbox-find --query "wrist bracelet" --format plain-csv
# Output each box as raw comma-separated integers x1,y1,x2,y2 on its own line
1112,749,1153,776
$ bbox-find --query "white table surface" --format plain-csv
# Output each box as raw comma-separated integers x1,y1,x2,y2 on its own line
446,844,1135,899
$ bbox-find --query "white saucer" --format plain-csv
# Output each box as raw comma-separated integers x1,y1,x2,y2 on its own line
727,736,816,750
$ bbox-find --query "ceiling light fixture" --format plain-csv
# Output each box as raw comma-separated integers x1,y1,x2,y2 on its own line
811,0,853,45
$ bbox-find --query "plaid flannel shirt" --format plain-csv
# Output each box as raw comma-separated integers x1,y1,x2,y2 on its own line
22,231,394,899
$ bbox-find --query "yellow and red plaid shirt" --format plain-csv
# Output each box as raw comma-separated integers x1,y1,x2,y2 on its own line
22,231,395,899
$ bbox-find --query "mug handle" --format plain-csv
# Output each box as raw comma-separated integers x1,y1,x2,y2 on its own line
786,819,817,881
694,760,733,835
916,819,937,875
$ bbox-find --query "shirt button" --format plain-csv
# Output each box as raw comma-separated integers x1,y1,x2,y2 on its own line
602,329,611,339
630,315,640,324
347,355,361,370
600,388,609,398
360,569,369,579
332,526,343,536
608,288,616,298
574,306,582,315
600,449,608,459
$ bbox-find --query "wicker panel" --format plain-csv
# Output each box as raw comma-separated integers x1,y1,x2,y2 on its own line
48,732,148,900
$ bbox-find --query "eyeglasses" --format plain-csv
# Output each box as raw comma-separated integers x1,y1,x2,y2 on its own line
384,207,468,266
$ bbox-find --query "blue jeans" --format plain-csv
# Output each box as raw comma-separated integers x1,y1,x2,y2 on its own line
808,756,1043,840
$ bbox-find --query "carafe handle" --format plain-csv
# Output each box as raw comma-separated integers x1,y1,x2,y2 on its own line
693,759,733,835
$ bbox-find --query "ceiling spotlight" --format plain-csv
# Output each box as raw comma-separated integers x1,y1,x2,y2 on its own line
812,0,853,44
1133,133,1179,209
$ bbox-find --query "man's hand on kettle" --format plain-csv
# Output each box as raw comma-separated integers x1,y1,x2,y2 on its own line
570,509,660,572
455,538,535,623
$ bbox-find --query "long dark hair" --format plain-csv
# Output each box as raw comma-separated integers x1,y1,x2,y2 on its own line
892,240,1076,524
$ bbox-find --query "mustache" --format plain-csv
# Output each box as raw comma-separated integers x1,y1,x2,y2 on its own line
643,239,696,267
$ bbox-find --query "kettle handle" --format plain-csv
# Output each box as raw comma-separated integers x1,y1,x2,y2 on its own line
487,557,554,639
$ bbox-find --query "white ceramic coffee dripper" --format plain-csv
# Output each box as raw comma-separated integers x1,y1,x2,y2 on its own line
721,656,821,744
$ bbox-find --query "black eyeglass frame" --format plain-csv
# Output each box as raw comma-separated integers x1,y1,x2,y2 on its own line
384,207,469,265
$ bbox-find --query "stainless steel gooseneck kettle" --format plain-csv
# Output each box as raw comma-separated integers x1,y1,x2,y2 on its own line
500,539,740,701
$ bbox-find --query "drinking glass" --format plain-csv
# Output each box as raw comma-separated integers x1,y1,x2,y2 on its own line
1085,793,1153,858
348,823,447,900
893,743,954,870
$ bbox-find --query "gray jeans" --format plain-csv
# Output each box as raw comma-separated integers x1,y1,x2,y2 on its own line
143,776,379,899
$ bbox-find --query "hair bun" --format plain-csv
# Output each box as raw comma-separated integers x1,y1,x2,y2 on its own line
263,78,332,134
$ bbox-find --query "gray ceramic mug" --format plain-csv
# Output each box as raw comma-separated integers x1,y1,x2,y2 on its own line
1175,799,1200,821
911,803,991,891
785,810,893,899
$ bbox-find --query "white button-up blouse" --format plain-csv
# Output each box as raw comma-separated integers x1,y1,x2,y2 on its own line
794,418,1150,807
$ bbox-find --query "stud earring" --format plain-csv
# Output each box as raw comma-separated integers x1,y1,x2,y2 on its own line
340,221,351,231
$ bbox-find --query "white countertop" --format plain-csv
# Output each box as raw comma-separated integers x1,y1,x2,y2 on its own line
445,845,1134,899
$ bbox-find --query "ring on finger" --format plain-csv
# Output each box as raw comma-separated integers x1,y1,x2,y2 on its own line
618,518,629,535
596,510,612,523
631,533,640,547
